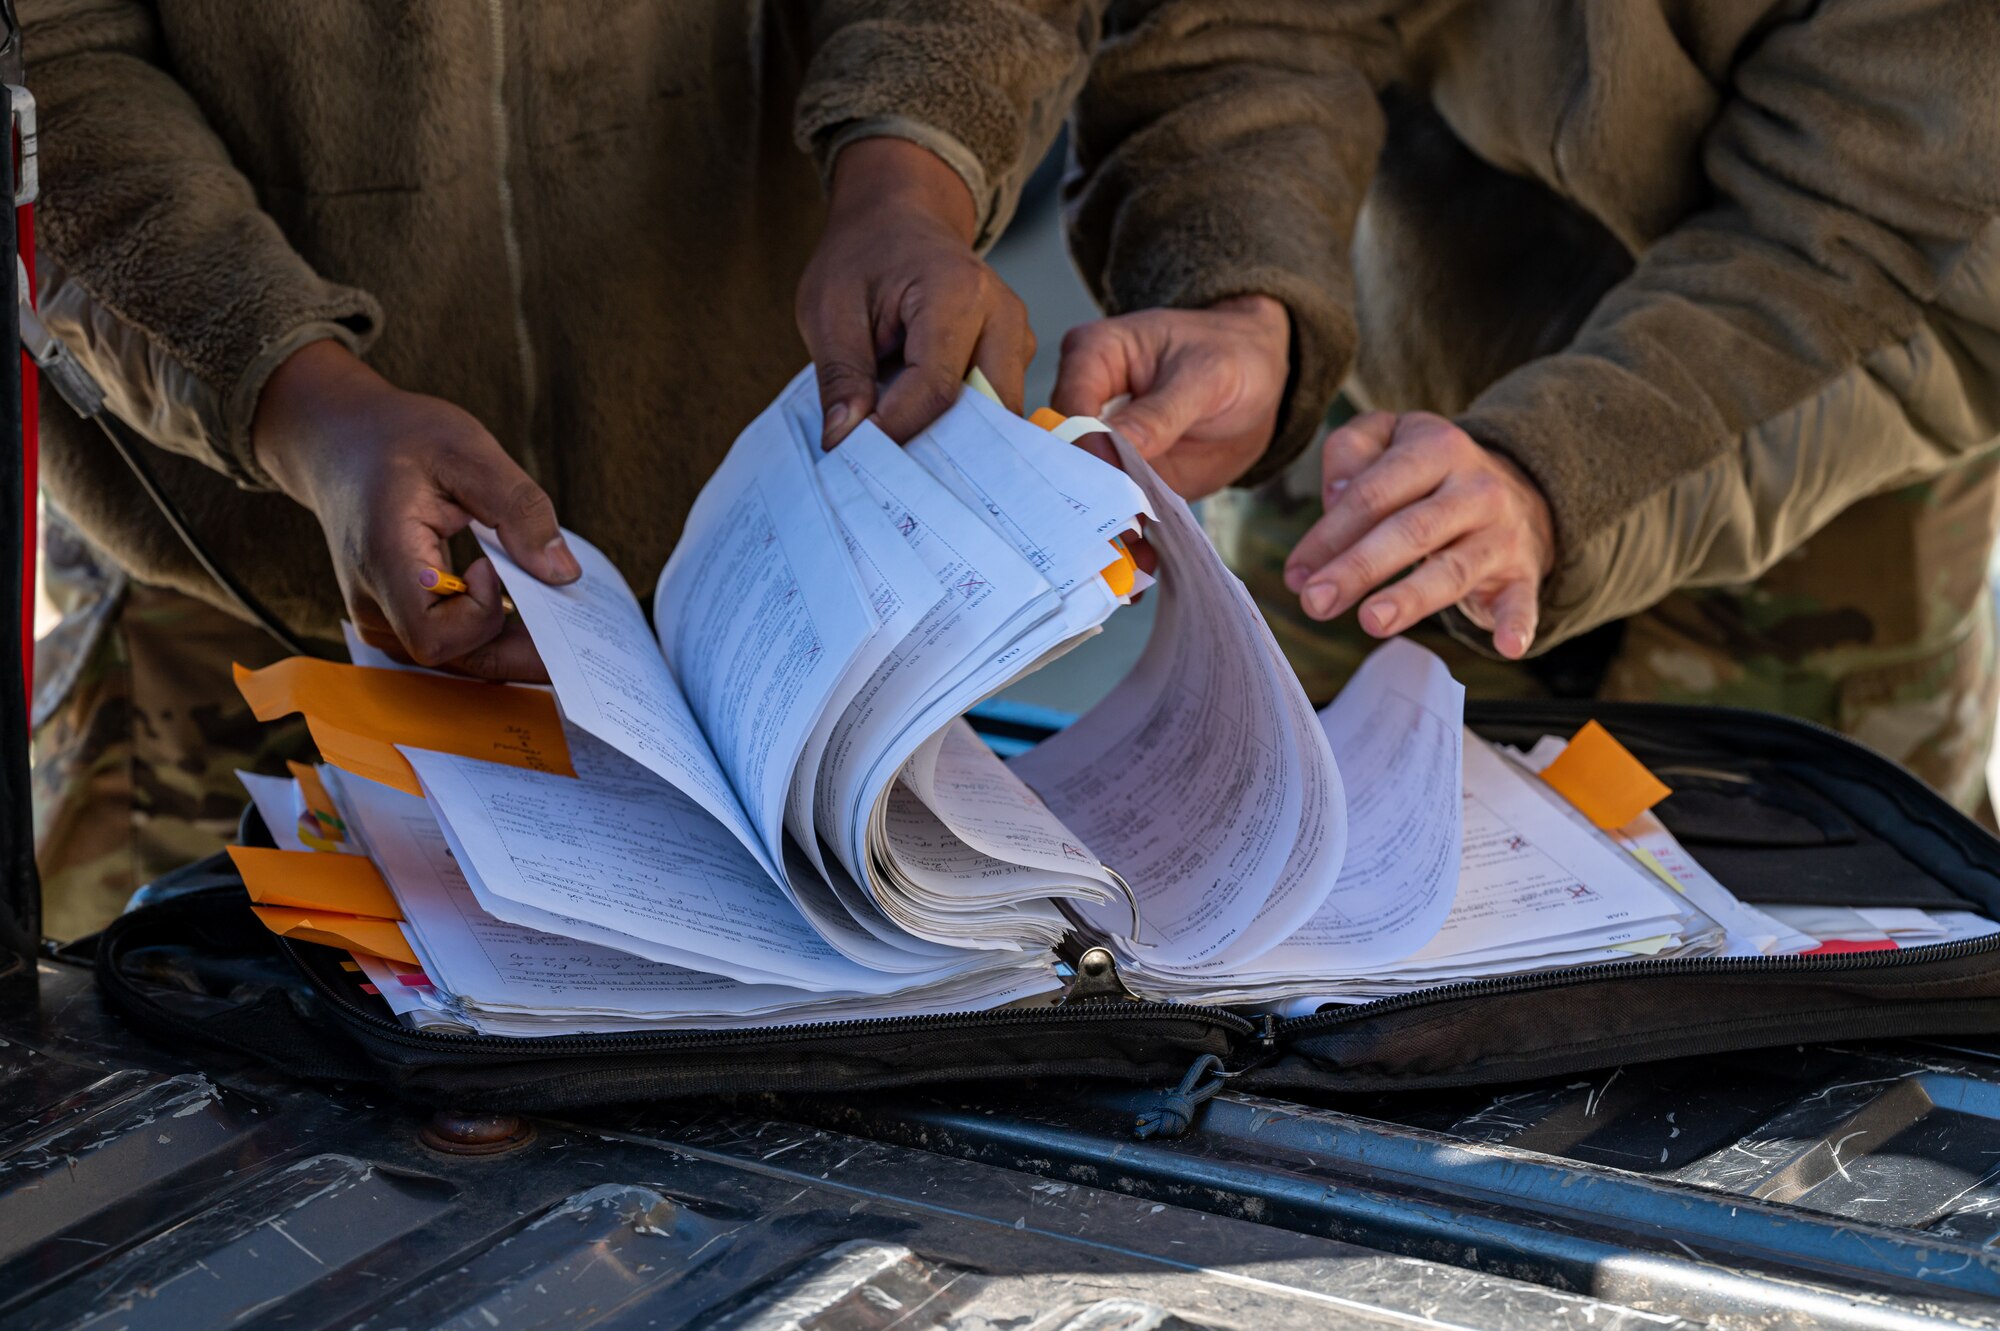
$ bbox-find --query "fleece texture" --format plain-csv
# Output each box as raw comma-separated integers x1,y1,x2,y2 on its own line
1069,0,2000,648
23,0,1096,637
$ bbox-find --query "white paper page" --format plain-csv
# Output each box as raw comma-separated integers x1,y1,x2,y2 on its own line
1505,738,1811,957
961,393,1152,548
908,390,1140,598
653,381,875,870
903,719,1123,889
335,771,810,1015
785,424,945,881
811,429,1061,875
1923,911,2000,943
236,771,310,852
1012,437,1337,969
400,734,923,994
476,525,770,874
1404,737,1684,963
1200,640,1464,978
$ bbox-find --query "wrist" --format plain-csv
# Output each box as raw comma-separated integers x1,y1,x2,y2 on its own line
1209,293,1289,343
827,136,977,245
250,340,383,502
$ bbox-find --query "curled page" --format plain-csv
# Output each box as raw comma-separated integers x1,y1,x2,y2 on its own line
655,381,876,869
1010,436,1345,971
476,525,767,873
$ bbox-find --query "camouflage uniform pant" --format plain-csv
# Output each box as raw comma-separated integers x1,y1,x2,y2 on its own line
31,520,308,941
1205,438,2000,817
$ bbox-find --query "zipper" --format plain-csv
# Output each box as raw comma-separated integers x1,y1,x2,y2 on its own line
287,939,1255,1058
1279,930,2000,1037
1280,700,2000,1037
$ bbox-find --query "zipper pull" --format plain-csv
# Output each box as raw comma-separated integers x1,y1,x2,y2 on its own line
1132,1052,1229,1140
1060,946,1136,1005
1256,1013,1278,1048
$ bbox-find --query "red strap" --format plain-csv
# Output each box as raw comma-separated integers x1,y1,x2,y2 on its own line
18,200,33,707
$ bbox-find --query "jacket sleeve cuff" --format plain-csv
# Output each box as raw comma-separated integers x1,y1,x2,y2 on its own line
814,117,998,249
37,256,381,491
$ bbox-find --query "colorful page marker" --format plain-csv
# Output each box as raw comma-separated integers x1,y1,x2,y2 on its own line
1539,720,1672,831
227,845,402,919
235,658,574,797
248,907,420,967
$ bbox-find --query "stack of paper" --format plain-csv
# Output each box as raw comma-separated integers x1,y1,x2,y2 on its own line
229,367,1928,1036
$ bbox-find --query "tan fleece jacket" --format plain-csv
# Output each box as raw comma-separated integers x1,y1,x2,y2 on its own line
24,0,1095,639
1068,0,2000,651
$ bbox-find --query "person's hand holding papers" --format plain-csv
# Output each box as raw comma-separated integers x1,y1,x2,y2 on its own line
799,137,1036,447
1283,411,1556,660
251,340,579,681
1051,296,1291,500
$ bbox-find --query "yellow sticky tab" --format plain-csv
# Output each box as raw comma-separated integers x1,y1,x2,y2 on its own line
1029,407,1067,432
228,845,402,919
1540,720,1672,830
1610,934,1679,956
339,960,362,973
250,907,419,967
965,367,1002,405
1630,847,1687,896
235,658,573,798
1099,539,1137,598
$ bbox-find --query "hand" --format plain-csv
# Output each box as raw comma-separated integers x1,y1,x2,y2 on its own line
1051,296,1290,500
1282,411,1555,660
251,340,580,679
798,137,1034,447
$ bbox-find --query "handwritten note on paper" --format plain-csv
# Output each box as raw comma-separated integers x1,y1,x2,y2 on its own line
235,657,573,796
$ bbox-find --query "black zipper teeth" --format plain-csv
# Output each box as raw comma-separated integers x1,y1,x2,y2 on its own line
290,942,1254,1055
1278,931,2000,1034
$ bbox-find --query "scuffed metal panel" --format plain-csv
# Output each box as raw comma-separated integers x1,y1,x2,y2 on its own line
10,956,2000,1326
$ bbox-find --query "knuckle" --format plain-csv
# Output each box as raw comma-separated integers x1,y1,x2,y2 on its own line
507,477,554,526
1349,474,1396,518
1430,548,1476,589
1397,504,1440,549
816,359,872,395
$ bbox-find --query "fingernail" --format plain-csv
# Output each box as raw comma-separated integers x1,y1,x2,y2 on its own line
546,536,581,581
1325,479,1348,502
1360,600,1393,634
1283,565,1308,593
1498,628,1530,659
823,402,852,449
1303,586,1336,619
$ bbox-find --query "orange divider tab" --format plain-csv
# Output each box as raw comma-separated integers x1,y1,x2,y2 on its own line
286,761,346,839
1099,539,1137,598
235,657,573,797
227,845,402,919
250,907,419,967
1539,720,1672,831
1029,407,1067,432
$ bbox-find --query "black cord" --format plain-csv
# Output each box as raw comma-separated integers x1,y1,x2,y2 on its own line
92,411,314,658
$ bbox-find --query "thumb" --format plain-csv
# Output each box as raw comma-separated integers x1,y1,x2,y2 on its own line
1052,320,1131,418
800,285,880,450
1105,367,1208,460
438,446,579,586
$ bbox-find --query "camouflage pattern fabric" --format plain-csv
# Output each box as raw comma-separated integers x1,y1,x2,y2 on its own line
1206,438,2000,818
31,523,308,941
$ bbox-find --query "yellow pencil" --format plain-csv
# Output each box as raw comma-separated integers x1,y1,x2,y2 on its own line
419,567,469,596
